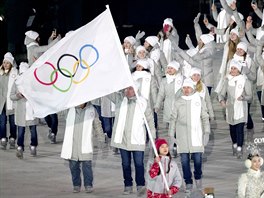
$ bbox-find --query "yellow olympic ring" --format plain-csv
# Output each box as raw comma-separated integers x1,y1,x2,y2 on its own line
72,59,90,84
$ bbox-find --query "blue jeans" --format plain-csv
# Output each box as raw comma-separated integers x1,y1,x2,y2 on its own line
101,117,114,138
17,125,38,149
180,153,203,185
69,160,93,187
0,108,17,140
44,113,58,135
120,149,145,187
229,123,245,147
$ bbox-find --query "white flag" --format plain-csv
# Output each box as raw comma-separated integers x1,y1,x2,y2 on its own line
16,7,133,118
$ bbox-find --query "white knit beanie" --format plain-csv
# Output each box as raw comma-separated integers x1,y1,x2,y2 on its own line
3,52,14,65
167,61,180,71
145,36,159,47
237,42,248,52
135,59,150,69
25,30,39,40
230,28,239,36
190,67,202,77
230,59,242,72
136,45,147,55
163,18,173,27
124,36,136,46
182,78,195,89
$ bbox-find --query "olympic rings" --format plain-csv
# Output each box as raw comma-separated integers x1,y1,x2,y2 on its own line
34,62,58,86
57,54,79,78
51,68,73,92
72,59,90,84
33,44,99,92
79,44,99,69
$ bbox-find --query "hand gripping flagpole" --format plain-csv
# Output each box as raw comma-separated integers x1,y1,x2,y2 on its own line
105,4,171,196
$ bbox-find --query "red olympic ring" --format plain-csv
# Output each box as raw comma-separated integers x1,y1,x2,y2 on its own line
34,62,58,85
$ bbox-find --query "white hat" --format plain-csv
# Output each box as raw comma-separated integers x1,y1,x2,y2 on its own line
135,59,150,69
136,45,147,55
190,67,201,76
200,34,214,44
25,30,39,40
237,42,248,52
3,52,14,65
167,61,180,70
19,62,29,74
226,0,233,6
182,78,195,89
230,28,239,36
145,36,159,47
124,36,136,46
230,59,242,72
231,13,244,23
163,18,173,27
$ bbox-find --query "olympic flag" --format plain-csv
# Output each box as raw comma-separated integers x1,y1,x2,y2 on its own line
16,6,134,118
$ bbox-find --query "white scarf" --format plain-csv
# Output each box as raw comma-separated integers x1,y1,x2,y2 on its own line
61,106,95,159
181,92,203,146
114,97,147,145
227,74,246,120
6,68,18,110
166,73,183,93
215,42,229,93
163,39,172,63
132,71,151,100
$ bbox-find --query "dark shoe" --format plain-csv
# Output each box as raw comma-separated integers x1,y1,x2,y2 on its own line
16,146,23,159
30,146,37,157
9,138,16,149
0,138,7,150
73,186,81,193
85,186,93,193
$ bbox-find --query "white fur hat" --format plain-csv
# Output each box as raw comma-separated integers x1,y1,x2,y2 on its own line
182,78,195,89
231,13,244,23
135,59,150,69
145,36,159,47
190,67,201,76
237,42,248,52
136,45,147,55
200,34,214,44
19,62,29,74
163,18,173,27
230,59,242,72
25,30,39,40
230,28,239,36
167,61,180,70
3,52,14,65
124,36,136,46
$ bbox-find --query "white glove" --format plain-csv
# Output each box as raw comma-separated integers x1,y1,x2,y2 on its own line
193,13,201,23
203,134,209,146
135,30,145,41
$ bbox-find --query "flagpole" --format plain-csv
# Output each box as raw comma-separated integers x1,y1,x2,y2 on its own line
105,4,171,195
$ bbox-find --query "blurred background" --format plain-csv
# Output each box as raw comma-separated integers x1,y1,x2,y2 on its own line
0,0,260,63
